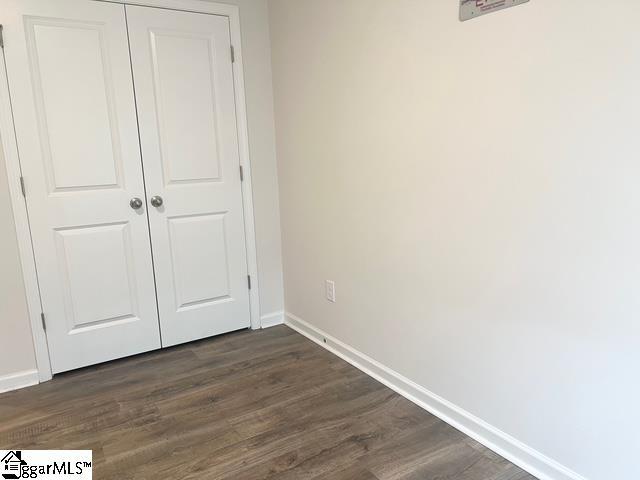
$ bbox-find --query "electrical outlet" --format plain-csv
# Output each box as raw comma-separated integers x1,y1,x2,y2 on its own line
325,280,336,303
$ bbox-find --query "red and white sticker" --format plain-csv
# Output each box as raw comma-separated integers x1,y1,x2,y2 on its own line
460,0,529,21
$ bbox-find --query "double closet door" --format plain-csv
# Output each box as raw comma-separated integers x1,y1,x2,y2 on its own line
4,0,251,374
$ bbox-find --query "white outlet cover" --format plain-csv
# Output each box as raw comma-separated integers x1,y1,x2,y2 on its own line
325,280,336,303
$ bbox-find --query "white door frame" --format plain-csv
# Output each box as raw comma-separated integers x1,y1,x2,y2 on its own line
0,0,263,383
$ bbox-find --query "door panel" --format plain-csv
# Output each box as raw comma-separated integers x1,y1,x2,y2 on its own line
27,20,123,192
3,0,161,373
168,213,231,309
151,32,222,184
55,223,140,331
126,6,250,347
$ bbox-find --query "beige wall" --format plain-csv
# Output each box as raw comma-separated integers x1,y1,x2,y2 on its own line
0,136,37,378
269,1,640,479
0,0,284,378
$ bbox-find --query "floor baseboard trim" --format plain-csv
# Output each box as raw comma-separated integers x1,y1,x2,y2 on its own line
0,369,39,394
260,311,284,329
285,312,587,480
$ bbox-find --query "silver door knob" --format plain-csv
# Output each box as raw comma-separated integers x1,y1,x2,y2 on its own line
150,196,164,208
130,197,143,210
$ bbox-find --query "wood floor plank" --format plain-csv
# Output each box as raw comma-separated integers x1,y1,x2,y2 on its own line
310,463,380,480
0,326,537,480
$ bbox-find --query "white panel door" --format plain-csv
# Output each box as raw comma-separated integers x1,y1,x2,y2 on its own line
126,6,251,347
2,0,161,373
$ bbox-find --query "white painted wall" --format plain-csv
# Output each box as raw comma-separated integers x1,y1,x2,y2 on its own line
0,0,284,382
268,1,640,479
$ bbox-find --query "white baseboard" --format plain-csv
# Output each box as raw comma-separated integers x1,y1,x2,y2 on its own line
285,312,587,480
0,369,39,394
260,310,285,329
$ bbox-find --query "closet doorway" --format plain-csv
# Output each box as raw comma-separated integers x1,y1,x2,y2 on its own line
1,0,257,374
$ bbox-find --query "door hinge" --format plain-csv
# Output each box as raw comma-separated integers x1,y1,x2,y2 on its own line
247,275,252,290
41,313,47,331
239,165,244,181
230,45,235,63
0,25,4,50
19,176,26,197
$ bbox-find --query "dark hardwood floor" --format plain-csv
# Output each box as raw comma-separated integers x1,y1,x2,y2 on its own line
0,326,536,479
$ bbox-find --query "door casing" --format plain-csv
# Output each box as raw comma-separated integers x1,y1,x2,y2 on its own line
0,0,262,383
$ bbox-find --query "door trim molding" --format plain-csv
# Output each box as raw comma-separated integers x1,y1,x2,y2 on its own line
225,4,263,331
0,50,53,383
0,0,263,385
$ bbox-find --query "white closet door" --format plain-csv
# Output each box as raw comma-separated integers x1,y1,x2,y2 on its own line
3,0,161,373
126,6,251,347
